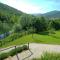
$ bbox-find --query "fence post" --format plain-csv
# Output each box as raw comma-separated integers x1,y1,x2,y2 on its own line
1,41,3,46
15,46,20,60
28,43,29,49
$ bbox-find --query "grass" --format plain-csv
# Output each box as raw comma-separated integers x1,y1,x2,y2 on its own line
0,31,60,48
32,52,60,60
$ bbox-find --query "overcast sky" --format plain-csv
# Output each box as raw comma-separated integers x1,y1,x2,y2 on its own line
0,0,60,14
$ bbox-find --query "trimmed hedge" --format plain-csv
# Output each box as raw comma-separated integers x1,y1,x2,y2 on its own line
0,53,9,60
0,45,28,60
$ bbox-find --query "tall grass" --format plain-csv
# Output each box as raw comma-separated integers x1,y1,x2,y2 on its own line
32,52,60,60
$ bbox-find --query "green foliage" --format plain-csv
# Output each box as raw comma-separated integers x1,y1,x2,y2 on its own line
52,19,60,30
22,45,28,50
0,3,60,34
0,3,22,16
0,3,23,34
33,17,48,32
0,53,9,60
9,45,28,56
41,52,60,60
20,14,33,30
32,52,60,60
0,33,23,46
14,24,22,33
9,49,16,56
0,31,60,48
0,2,60,49
0,45,28,60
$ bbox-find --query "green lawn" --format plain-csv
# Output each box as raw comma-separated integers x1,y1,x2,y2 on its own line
1,31,60,48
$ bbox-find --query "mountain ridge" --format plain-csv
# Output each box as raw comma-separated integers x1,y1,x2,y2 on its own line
0,3,24,34
0,2,23,16
33,10,60,18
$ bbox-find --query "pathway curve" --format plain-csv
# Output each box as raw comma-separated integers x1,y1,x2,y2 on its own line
5,43,60,60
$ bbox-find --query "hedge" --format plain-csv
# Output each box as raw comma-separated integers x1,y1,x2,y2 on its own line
0,45,28,60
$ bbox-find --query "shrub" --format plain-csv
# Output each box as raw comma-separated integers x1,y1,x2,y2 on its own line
9,49,16,56
22,45,28,50
9,45,28,56
0,53,9,60
0,45,28,59
16,47,22,53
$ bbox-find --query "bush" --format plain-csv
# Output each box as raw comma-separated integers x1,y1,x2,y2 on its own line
22,45,28,50
0,53,9,60
9,45,28,56
0,45,28,59
9,49,16,56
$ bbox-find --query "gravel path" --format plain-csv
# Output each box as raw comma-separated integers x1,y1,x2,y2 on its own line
4,43,60,60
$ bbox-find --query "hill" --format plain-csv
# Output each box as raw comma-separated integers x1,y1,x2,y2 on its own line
0,3,23,34
33,10,60,18
0,2,23,16
0,31,60,48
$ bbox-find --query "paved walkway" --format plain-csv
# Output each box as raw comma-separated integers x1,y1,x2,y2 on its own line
5,43,60,60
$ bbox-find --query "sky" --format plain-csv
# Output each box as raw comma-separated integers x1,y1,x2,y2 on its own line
0,0,60,14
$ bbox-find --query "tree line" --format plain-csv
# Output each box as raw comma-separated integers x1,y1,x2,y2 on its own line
0,13,60,34
15,14,60,34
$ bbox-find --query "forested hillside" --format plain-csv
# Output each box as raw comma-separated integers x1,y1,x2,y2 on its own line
0,3,23,34
42,10,60,18
0,3,60,47
0,2,60,35
33,10,60,18
0,3,22,16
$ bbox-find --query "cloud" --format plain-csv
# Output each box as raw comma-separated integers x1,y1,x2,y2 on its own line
0,0,60,13
0,0,43,13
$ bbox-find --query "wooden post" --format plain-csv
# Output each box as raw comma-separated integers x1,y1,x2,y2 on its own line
28,43,29,49
15,46,19,60
1,41,3,46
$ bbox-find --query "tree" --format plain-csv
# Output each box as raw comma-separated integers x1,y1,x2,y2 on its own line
33,16,48,32
52,19,60,30
20,14,33,30
14,24,22,33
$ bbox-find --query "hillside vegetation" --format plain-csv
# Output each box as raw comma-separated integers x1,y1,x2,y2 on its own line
0,3,23,34
0,30,60,48
32,52,60,60
33,10,60,18
0,3,60,47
